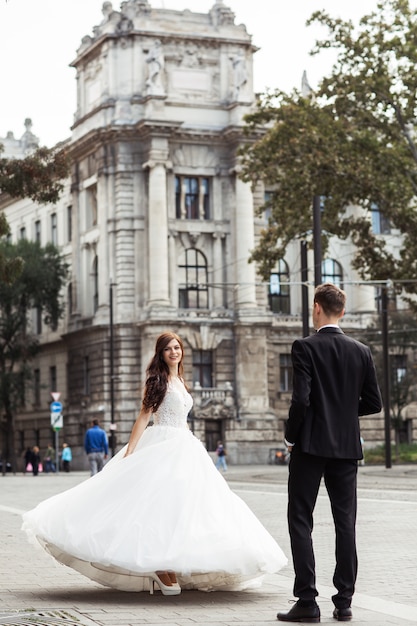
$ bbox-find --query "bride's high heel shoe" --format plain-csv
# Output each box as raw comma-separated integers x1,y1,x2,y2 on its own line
148,572,181,596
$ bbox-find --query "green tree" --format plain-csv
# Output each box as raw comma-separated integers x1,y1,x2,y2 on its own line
0,213,22,284
0,240,68,474
362,310,417,457
0,146,68,204
239,0,417,301
0,145,68,284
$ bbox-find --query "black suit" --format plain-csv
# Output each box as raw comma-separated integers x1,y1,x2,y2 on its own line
285,326,382,609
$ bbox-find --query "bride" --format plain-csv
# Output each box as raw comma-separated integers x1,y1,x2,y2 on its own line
22,331,287,595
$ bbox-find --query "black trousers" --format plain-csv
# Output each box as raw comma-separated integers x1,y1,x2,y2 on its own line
287,448,358,609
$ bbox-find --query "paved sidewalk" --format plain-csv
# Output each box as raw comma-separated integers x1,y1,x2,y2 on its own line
0,464,416,625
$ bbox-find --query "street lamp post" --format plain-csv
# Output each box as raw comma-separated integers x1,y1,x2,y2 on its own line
300,240,309,337
381,284,392,469
313,195,322,287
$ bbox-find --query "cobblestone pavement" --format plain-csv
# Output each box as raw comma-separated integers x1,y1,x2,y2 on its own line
1,463,416,625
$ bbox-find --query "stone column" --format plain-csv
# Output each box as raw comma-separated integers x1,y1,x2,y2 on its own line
146,161,170,306
168,230,177,308
212,232,224,308
234,175,257,307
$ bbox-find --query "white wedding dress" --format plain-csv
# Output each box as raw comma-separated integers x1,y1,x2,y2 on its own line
22,377,287,592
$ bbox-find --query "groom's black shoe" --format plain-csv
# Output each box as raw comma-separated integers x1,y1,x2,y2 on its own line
333,607,352,621
277,601,320,622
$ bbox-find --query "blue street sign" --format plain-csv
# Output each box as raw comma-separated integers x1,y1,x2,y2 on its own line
50,401,63,413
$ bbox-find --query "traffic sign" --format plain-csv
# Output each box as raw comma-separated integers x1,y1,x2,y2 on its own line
51,412,63,430
50,401,63,430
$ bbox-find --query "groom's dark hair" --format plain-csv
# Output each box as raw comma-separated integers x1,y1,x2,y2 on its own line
314,283,346,317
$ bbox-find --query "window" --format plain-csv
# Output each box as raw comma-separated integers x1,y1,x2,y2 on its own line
49,366,57,394
67,282,73,315
192,350,213,387
263,190,273,223
19,226,26,239
51,213,57,245
321,259,343,287
371,204,391,235
35,307,42,335
178,248,208,308
34,369,41,406
83,356,90,395
269,260,290,314
392,354,407,383
34,220,41,243
175,176,210,220
19,371,26,407
280,354,293,392
92,256,99,313
86,185,97,229
67,206,72,242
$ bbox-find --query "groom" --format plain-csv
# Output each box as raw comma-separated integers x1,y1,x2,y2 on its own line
277,283,382,623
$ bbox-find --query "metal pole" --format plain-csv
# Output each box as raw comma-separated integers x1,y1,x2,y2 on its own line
54,429,59,474
109,282,115,457
313,195,322,287
300,240,309,337
381,285,392,468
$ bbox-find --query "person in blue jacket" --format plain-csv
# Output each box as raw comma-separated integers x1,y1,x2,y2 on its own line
84,419,108,475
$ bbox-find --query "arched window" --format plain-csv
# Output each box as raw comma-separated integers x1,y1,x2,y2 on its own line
92,256,99,313
269,260,290,314
321,259,343,287
178,248,208,309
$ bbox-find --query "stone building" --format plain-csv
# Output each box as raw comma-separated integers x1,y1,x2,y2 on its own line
0,0,391,469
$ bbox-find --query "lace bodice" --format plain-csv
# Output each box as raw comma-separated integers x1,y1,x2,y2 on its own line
153,377,193,428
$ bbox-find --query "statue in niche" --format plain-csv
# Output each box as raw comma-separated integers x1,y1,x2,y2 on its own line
231,52,247,101
145,39,165,94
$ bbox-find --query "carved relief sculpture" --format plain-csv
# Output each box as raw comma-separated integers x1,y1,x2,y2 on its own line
231,52,247,101
145,39,165,95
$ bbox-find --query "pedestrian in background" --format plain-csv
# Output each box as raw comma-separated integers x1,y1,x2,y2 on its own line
23,447,33,474
31,446,41,476
277,283,382,624
215,440,227,472
61,443,72,472
84,419,108,475
43,444,56,473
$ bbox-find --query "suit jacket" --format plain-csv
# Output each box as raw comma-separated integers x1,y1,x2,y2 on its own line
286,327,382,459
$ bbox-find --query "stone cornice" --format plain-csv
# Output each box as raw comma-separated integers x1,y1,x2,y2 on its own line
66,121,179,161
66,118,253,164
71,31,255,68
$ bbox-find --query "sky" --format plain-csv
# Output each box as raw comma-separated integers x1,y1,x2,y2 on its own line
0,0,381,148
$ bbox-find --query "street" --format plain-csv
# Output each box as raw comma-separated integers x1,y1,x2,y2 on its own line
0,464,416,625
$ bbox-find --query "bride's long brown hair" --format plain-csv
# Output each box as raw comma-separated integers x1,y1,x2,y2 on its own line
142,331,186,412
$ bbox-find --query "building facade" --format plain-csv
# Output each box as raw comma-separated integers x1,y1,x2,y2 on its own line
1,0,394,469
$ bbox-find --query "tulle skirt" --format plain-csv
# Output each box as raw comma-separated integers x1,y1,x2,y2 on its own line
22,425,287,591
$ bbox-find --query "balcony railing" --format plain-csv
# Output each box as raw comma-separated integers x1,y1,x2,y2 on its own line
191,382,235,419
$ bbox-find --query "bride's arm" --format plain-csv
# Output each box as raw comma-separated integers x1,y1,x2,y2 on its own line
124,407,153,456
